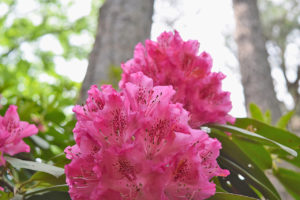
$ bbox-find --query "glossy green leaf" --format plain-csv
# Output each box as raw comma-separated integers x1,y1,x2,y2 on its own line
5,157,64,178
274,168,300,199
217,169,259,198
215,185,227,193
210,129,280,199
24,185,68,198
208,192,258,200
234,118,300,149
29,172,66,186
212,177,227,192
219,156,279,200
209,123,297,157
49,153,71,168
232,137,272,169
26,191,71,200
276,111,294,129
26,191,70,200
270,148,300,167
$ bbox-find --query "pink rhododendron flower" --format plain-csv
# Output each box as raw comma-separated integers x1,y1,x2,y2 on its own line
120,31,235,127
65,73,229,200
0,105,38,166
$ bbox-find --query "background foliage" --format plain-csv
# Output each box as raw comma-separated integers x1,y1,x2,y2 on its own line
0,1,100,197
0,0,102,161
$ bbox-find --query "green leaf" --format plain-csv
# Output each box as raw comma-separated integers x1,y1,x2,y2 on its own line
44,110,66,124
50,144,62,155
210,129,280,199
209,123,297,157
234,118,300,149
208,192,258,200
26,191,70,200
212,177,227,192
30,135,50,149
49,153,71,168
276,111,294,129
30,172,66,186
269,148,300,168
249,103,265,122
274,168,300,199
5,156,64,178
215,185,227,193
219,156,279,200
248,104,272,124
24,185,68,198
0,191,14,200
217,168,260,198
264,110,272,125
232,138,272,169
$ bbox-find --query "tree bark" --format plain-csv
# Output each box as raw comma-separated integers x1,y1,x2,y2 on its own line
233,1,293,199
233,0,282,122
79,0,154,103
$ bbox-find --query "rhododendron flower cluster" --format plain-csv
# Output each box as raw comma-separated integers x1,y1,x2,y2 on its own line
120,31,234,127
0,105,38,166
65,72,229,200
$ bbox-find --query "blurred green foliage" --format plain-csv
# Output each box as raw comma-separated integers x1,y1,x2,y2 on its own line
0,0,101,161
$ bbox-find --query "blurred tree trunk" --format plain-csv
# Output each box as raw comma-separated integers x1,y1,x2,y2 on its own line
79,0,154,103
233,0,292,199
259,0,300,133
232,0,282,122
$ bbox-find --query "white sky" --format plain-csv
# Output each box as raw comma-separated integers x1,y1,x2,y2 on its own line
4,0,297,118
